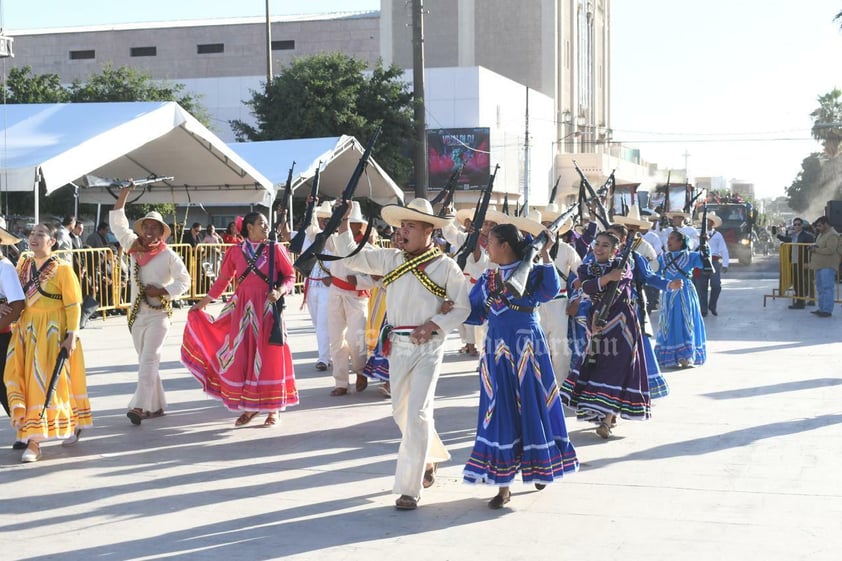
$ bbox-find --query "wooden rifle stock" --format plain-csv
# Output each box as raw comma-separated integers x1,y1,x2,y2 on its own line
293,127,381,276
456,165,498,270
288,162,321,254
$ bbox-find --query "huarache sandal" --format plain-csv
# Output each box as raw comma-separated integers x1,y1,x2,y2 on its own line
330,387,349,396
263,412,279,427
234,411,259,427
395,495,419,510
422,463,438,489
488,490,511,509
596,420,612,439
143,409,165,419
355,374,368,393
127,408,144,426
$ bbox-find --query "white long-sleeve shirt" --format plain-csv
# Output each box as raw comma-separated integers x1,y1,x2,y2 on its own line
706,229,730,268
110,209,191,305
334,230,469,333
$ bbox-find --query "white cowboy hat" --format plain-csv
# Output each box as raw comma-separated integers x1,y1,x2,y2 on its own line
664,210,691,221
509,209,545,237
455,205,509,228
0,225,21,246
314,200,334,219
705,212,722,229
347,201,367,224
613,205,651,231
381,198,451,229
133,211,172,240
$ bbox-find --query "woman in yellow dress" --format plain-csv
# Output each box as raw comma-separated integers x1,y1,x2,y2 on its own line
3,223,91,463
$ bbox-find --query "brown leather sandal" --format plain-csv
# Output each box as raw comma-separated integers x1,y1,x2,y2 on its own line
234,411,259,427
395,495,419,510
355,374,368,393
422,463,438,489
330,387,349,396
263,412,279,427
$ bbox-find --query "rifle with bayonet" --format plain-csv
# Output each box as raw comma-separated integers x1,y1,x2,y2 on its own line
505,175,613,298
270,162,296,243
430,166,463,217
287,162,321,254
456,164,499,270
572,161,613,229
293,126,381,276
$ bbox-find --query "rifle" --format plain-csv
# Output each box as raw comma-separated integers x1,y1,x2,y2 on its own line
505,177,613,298
293,127,381,276
430,166,463,217
660,171,672,229
572,161,612,229
456,164,499,270
548,175,561,205
287,162,321,254
697,203,715,274
585,232,637,366
271,162,296,242
104,175,174,202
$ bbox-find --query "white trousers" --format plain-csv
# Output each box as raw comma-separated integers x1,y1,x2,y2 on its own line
306,283,331,364
128,308,170,412
328,287,368,388
389,335,451,498
539,297,571,384
458,323,476,346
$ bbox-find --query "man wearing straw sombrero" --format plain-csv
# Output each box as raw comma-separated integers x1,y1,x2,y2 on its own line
693,211,729,317
660,211,699,251
111,184,191,426
335,197,469,511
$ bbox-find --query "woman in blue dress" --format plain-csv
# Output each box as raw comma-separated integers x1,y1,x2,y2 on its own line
463,224,579,509
656,230,707,368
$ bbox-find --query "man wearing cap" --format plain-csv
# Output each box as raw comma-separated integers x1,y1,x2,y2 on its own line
0,225,26,426
299,200,334,372
325,201,375,396
336,197,469,510
111,184,191,425
694,212,729,317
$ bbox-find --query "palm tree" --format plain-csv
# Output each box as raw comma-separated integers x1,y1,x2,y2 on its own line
811,88,842,157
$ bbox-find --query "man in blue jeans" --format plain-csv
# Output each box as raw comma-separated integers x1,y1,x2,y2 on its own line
809,216,839,318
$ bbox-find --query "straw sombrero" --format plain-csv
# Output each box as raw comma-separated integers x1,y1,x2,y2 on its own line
314,201,333,218
704,212,722,229
509,210,545,237
541,203,573,235
381,198,451,229
455,205,509,228
0,225,21,246
664,210,691,221
133,211,172,240
613,205,651,231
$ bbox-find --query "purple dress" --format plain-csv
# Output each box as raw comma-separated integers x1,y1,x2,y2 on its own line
559,258,651,423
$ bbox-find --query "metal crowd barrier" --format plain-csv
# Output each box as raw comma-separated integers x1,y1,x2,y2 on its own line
28,241,305,318
762,242,841,306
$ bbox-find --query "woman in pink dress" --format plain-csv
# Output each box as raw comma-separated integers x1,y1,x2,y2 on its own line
181,212,298,426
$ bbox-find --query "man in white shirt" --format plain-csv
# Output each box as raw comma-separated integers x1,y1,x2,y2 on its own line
693,212,729,317
661,211,699,251
111,184,191,425
0,226,26,428
300,201,333,372
336,198,469,511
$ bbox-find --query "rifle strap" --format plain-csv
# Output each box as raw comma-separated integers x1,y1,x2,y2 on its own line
382,246,446,299
314,220,374,262
485,270,535,313
236,242,270,285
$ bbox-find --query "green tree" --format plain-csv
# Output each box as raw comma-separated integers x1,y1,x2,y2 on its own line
2,66,70,103
785,153,824,212
232,53,413,186
810,88,842,157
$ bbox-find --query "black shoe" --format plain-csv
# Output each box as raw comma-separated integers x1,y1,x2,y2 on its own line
701,312,707,317
12,440,27,450
811,310,821,315
534,483,546,491
817,311,832,317
488,491,511,509
710,309,718,316
788,304,805,309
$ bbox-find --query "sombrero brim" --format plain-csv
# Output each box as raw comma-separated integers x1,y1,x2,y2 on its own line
664,211,691,220
381,205,451,229
509,216,545,237
613,216,652,230
455,208,474,225
0,226,21,246
133,217,172,240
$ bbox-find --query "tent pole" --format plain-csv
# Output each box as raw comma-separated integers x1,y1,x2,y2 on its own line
34,183,39,224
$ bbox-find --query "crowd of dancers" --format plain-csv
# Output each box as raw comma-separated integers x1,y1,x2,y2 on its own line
1,185,724,511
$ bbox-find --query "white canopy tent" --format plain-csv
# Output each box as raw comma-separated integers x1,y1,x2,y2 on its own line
227,136,405,206
0,101,274,221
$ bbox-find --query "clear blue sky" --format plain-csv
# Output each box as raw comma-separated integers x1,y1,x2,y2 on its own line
3,0,839,200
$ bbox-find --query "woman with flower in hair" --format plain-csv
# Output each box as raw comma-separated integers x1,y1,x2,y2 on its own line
4,223,92,462
182,212,299,426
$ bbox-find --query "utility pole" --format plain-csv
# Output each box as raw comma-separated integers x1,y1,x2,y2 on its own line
265,0,273,86
682,149,691,182
412,0,428,198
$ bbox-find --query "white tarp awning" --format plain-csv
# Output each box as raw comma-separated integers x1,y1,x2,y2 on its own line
228,136,405,206
0,101,274,208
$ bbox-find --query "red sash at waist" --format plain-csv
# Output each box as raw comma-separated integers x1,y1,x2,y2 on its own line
331,276,370,297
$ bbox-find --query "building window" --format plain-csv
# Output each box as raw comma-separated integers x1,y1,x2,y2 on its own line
197,43,224,54
271,40,295,51
69,49,95,60
130,46,157,57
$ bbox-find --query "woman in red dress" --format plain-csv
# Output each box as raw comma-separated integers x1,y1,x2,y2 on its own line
221,221,243,245
181,213,298,426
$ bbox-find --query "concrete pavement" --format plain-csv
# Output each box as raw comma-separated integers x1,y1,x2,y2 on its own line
1,255,841,561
